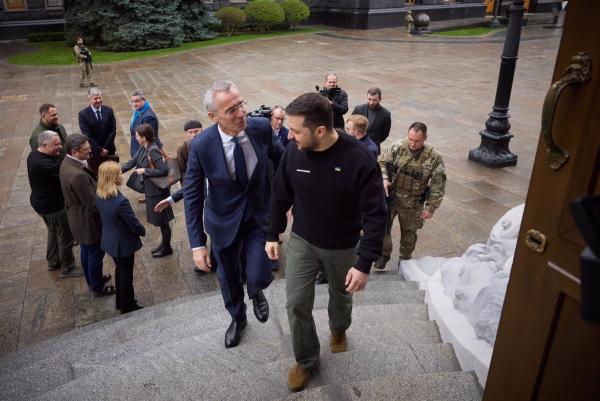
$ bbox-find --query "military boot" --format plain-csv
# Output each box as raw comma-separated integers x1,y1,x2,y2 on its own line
287,363,316,392
330,329,347,353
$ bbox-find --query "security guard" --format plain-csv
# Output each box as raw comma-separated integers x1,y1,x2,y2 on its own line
376,122,446,268
74,37,95,88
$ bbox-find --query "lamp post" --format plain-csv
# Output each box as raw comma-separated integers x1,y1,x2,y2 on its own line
468,0,525,168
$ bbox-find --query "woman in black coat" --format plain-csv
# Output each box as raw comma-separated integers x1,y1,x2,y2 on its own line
96,161,145,314
122,124,174,257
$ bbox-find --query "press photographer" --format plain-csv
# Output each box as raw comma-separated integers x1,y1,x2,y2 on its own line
316,73,348,129
74,37,95,88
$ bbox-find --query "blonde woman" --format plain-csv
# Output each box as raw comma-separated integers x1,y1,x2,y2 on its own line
96,161,145,314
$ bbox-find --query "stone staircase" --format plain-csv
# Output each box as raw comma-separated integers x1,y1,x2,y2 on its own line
0,273,482,401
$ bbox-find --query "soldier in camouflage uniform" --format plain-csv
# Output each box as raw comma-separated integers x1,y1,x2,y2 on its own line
375,122,446,269
74,37,95,88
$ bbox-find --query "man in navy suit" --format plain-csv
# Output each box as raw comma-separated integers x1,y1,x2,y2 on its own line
184,81,284,348
270,105,289,148
130,90,162,157
78,88,117,174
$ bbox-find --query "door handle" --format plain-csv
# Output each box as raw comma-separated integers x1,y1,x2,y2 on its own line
541,52,591,170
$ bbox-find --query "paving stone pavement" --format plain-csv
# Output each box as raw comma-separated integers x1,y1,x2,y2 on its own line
0,26,561,357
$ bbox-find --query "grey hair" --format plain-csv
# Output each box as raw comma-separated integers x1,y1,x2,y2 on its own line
88,87,102,97
204,80,237,112
272,105,285,113
37,130,58,147
132,89,145,100
65,133,89,155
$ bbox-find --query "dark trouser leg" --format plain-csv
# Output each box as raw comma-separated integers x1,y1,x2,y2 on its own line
80,243,91,287
160,224,172,250
241,218,273,299
285,233,322,370
114,258,121,310
40,213,60,269
213,240,247,322
114,254,135,313
54,210,75,270
85,243,105,292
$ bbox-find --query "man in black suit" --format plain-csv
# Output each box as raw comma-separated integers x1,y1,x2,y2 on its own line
270,105,289,148
351,87,392,152
78,88,117,175
130,89,162,157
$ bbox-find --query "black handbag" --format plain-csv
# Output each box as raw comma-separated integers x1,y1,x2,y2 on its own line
126,172,144,193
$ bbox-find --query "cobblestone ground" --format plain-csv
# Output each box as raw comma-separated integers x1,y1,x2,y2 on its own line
0,26,561,356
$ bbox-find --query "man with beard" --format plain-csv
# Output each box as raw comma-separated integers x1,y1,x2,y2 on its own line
351,87,392,152
30,104,68,160
265,92,387,392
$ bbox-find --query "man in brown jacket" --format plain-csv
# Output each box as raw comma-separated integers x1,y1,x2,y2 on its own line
60,133,113,297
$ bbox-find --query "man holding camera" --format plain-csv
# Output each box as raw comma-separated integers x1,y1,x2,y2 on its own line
74,37,95,88
320,74,348,129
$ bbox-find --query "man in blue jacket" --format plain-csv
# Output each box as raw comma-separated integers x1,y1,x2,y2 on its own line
130,90,162,157
184,80,285,348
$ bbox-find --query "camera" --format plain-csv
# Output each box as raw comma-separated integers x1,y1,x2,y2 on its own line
246,105,272,119
315,85,341,101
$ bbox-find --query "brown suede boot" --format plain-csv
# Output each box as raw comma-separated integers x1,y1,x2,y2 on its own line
373,256,389,270
330,329,347,353
287,363,313,392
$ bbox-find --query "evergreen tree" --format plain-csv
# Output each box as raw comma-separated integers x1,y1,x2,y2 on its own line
178,0,219,42
99,0,184,51
64,0,105,46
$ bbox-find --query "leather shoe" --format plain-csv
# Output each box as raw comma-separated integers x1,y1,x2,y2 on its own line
251,290,269,323
151,244,162,253
152,247,173,258
193,265,208,274
224,318,247,348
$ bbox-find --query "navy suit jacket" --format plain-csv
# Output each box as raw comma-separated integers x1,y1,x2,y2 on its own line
96,192,145,258
184,117,285,248
78,105,117,155
276,126,290,148
130,106,162,157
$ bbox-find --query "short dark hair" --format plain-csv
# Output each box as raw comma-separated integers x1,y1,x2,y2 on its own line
39,103,55,115
285,93,333,132
184,120,202,131
367,87,382,98
409,122,427,136
65,133,89,155
135,123,155,142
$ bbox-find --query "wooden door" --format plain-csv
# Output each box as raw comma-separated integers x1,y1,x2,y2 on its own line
484,1,600,401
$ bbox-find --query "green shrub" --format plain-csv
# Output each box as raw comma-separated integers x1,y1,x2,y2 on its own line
279,0,309,29
27,32,65,42
215,7,246,37
244,0,285,33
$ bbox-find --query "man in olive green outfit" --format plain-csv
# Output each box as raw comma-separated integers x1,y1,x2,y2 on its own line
74,37,94,87
375,122,446,269
29,103,68,160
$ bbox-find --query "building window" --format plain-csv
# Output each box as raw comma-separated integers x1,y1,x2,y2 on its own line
4,0,27,11
46,0,63,9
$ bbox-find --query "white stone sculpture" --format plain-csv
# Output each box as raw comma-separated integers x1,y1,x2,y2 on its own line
411,204,525,345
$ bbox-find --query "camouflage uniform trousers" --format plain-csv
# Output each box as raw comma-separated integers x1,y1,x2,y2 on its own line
381,200,424,261
79,62,93,85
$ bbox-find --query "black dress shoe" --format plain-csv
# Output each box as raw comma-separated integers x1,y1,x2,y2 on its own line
193,265,208,274
152,247,173,258
225,318,247,348
151,244,162,253
252,290,269,323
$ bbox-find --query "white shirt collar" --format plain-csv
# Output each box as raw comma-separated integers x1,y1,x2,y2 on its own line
217,125,245,143
91,105,101,114
66,154,89,168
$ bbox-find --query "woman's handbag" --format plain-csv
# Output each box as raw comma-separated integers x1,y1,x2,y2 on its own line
126,172,144,193
147,148,181,190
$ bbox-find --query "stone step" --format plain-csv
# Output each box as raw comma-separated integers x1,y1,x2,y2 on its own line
33,339,462,401
0,302,434,400
280,371,482,401
0,279,422,376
